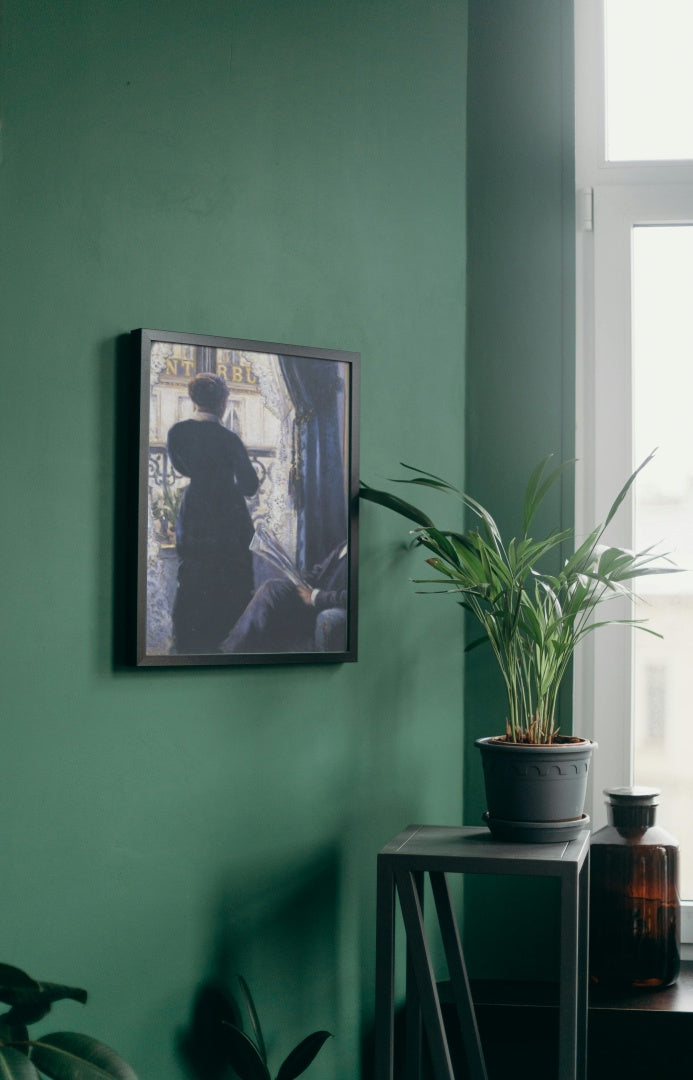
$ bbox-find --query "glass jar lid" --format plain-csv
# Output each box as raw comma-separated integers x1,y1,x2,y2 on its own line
603,786,660,805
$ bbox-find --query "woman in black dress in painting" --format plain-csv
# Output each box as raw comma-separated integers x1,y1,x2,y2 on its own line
168,372,259,654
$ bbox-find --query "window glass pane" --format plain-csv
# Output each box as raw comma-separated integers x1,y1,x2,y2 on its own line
605,0,693,161
632,225,693,896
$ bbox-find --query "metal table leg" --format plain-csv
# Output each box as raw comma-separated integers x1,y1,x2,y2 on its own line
429,872,488,1080
374,855,396,1080
577,852,590,1080
405,871,424,1080
559,868,580,1079
395,868,455,1080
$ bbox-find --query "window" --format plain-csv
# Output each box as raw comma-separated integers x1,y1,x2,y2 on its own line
575,0,693,944
604,0,693,162
641,663,667,744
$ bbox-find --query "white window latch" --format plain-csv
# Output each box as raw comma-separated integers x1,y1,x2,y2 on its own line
578,187,594,232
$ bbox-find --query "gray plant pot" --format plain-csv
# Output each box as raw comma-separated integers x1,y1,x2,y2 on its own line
475,736,597,843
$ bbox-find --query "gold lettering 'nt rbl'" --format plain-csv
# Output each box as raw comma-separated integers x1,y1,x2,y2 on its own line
165,358,196,378
163,359,257,385
217,363,258,385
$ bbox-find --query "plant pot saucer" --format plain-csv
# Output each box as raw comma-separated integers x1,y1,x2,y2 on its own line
482,810,590,844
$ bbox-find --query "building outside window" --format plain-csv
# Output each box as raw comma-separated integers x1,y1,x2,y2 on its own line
575,0,693,938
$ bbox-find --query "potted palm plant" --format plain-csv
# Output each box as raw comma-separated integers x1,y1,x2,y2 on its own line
361,452,678,842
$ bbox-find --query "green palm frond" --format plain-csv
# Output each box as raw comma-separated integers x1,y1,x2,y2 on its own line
360,454,680,743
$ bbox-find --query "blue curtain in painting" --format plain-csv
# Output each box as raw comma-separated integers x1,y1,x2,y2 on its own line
279,355,347,573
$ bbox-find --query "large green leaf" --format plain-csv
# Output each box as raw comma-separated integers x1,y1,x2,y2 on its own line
414,533,459,570
521,456,574,535
218,1026,270,1080
459,493,503,549
359,484,434,528
424,557,458,580
514,530,573,576
275,1032,332,1080
398,462,459,488
422,528,461,567
561,524,603,577
463,635,489,654
388,463,506,548
0,968,87,1027
235,976,266,1065
0,1047,41,1080
451,533,507,588
0,1022,29,1050
396,475,456,494
603,451,656,530
0,968,39,993
29,1034,137,1080
447,534,485,582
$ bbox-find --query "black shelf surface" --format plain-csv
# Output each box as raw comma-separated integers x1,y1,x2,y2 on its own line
588,959,693,1012
430,964,693,1079
455,959,693,1014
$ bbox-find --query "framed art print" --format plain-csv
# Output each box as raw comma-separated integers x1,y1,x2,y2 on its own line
133,329,359,666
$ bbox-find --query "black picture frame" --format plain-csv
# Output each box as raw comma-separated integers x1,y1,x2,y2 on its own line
133,328,359,666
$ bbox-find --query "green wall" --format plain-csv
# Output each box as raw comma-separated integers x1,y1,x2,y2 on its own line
0,0,579,1067
0,2,466,1078
463,0,576,978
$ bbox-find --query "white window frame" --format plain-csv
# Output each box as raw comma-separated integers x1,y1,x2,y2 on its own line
575,0,693,947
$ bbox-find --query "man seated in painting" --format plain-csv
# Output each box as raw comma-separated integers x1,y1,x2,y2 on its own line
222,541,347,654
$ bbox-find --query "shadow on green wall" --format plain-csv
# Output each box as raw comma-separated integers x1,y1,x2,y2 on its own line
178,845,339,1080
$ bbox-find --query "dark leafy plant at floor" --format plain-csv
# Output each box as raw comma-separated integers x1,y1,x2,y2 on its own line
221,976,331,1080
179,979,244,1080
180,975,331,1080
0,963,137,1080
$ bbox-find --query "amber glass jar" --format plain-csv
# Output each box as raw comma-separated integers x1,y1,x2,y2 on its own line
589,787,680,990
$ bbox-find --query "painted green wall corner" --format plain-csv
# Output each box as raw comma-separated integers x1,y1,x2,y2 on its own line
463,0,576,980
0,2,466,1078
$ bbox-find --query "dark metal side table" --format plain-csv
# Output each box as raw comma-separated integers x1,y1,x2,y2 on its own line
374,824,590,1080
